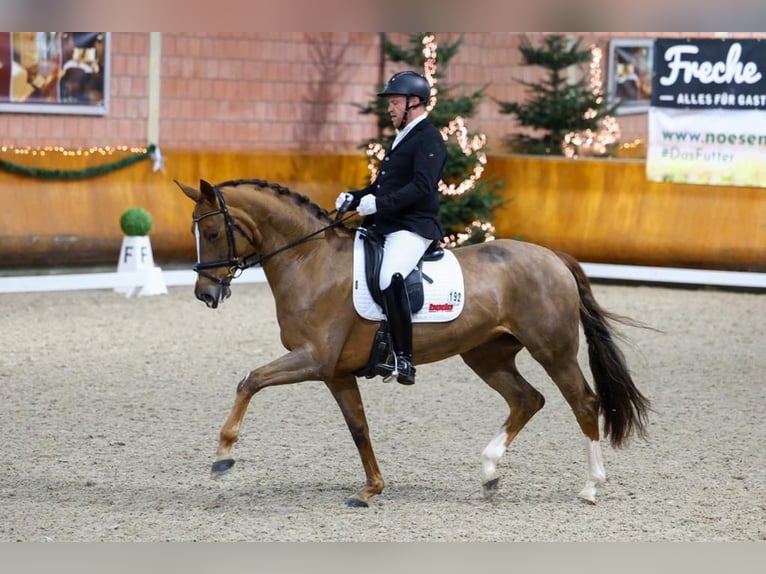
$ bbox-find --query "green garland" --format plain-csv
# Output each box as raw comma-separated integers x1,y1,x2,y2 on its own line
0,144,156,180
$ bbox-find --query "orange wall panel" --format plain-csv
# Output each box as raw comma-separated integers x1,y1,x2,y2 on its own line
1,152,763,272
487,156,766,271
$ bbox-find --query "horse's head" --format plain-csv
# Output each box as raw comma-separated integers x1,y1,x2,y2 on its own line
175,179,258,309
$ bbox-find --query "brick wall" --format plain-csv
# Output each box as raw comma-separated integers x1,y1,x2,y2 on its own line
1,32,764,154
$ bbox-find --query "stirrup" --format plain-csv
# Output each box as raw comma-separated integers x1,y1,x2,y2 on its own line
376,356,415,385
395,358,416,385
374,359,398,383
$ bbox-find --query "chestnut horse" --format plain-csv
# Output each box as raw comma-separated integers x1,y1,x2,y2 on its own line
175,178,650,507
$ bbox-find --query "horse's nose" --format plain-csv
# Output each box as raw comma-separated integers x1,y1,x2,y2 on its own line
198,291,219,308
196,286,220,309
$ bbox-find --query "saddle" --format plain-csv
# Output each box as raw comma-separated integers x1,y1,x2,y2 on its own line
358,226,444,314
355,227,445,380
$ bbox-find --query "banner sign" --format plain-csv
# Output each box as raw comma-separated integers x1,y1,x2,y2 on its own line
647,38,766,187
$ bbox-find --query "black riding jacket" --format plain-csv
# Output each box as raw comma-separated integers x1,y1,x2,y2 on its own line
349,118,446,242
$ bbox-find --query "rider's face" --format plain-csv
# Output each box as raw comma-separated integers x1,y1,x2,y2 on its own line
387,95,407,128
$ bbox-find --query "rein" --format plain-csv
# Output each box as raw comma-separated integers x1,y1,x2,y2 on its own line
193,183,355,285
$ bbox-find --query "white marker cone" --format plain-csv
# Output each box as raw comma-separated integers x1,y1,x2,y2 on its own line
114,235,167,297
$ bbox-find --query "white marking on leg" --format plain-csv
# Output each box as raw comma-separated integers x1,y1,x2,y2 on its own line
578,437,606,504
481,430,508,485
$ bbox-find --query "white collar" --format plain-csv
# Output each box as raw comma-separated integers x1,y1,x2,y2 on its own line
391,114,427,149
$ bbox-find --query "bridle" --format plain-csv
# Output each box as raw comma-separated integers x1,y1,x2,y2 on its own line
193,184,354,286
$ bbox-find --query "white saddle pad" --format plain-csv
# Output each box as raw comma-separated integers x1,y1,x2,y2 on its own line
352,231,465,323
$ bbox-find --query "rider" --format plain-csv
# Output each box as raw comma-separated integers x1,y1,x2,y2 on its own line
336,70,447,385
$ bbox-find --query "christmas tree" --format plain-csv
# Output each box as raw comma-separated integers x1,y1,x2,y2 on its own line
356,33,504,247
497,34,619,156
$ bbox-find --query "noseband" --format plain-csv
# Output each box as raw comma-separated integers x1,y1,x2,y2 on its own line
193,184,353,286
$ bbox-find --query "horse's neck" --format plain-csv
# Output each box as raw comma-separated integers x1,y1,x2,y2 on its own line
234,188,352,292
231,187,319,252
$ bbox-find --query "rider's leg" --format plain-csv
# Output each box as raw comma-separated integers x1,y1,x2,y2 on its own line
378,273,415,384
376,230,430,385
377,229,431,291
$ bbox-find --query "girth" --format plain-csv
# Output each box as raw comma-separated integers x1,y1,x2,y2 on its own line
358,227,443,314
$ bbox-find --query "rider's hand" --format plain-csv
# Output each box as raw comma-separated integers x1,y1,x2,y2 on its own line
357,194,377,216
335,192,353,211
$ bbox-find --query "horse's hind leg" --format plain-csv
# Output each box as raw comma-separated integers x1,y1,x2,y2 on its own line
534,352,606,504
325,375,384,508
460,336,545,500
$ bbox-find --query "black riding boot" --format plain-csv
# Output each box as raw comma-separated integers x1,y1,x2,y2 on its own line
376,273,416,385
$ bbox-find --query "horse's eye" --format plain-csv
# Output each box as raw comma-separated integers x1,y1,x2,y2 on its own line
207,231,220,242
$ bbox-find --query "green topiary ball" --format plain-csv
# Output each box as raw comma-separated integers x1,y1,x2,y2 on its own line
120,207,153,236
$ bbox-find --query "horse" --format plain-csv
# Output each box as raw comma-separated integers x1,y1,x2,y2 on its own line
175,177,650,507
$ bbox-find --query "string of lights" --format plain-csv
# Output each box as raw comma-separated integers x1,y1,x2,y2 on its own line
443,220,496,249
421,34,438,113
423,35,494,246
562,45,621,158
366,34,496,247
0,144,159,179
0,145,150,156
438,116,488,197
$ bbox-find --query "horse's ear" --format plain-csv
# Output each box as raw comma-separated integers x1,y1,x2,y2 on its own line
199,179,216,203
174,179,200,202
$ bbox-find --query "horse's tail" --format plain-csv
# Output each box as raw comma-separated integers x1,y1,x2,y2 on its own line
557,251,650,448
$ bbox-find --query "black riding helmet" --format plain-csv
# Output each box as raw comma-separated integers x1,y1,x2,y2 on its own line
377,71,431,128
377,70,431,103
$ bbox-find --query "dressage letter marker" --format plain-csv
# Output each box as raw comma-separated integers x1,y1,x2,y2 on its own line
114,235,168,297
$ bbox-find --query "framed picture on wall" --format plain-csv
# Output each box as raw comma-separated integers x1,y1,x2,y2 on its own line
607,38,653,115
0,32,109,115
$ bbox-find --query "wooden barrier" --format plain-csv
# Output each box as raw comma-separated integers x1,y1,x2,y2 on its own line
486,156,766,271
1,151,764,271
0,151,370,267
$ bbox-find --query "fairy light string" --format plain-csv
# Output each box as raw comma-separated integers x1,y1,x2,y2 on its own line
367,34,495,247
0,144,160,179
562,44,621,158
422,34,438,113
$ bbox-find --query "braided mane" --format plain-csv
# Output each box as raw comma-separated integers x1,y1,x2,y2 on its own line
216,178,337,225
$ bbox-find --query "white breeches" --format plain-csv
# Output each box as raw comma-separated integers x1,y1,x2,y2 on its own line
378,230,432,291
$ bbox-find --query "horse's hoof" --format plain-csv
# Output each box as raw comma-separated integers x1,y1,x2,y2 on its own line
482,478,500,499
345,496,369,508
577,492,597,505
577,481,598,504
211,458,235,478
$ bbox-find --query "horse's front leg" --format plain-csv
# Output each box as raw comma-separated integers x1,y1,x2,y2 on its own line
211,347,323,477
325,376,384,508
